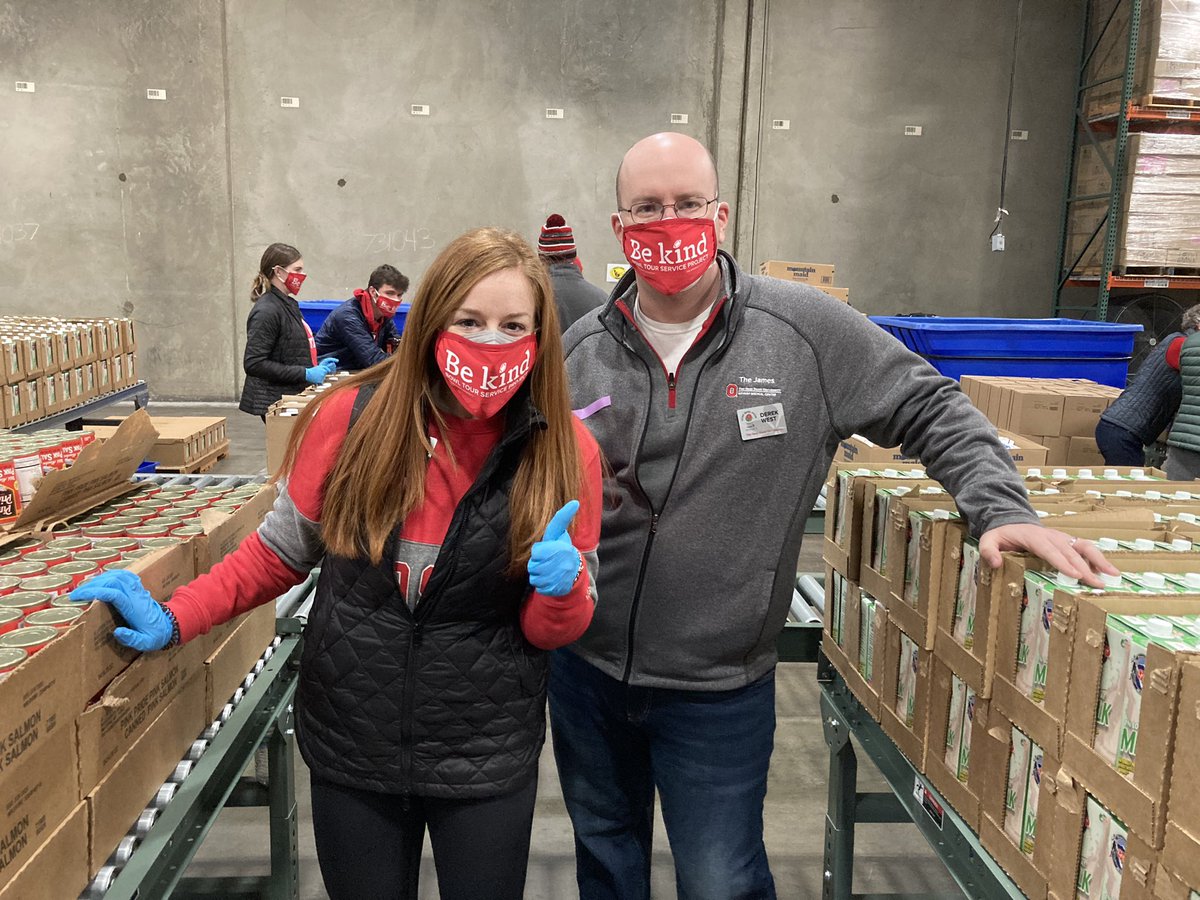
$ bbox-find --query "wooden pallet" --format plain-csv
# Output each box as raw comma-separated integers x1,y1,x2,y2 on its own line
1138,95,1200,110
1117,264,1200,277
154,440,229,474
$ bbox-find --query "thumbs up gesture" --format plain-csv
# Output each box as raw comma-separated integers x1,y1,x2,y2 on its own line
528,500,583,596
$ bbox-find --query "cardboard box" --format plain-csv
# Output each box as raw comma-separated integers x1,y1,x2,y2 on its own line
1068,436,1106,467
934,537,1009,699
0,802,88,900
887,498,964,651
193,484,275,574
1063,593,1200,848
1049,769,1159,900
758,260,836,286
0,619,84,776
87,673,207,875
1060,394,1110,438
977,716,1058,900
836,430,1047,468
0,725,78,891
4,409,156,534
90,415,227,468
879,617,931,766
816,286,850,303
1152,854,1198,900
1162,660,1200,892
925,658,993,831
824,580,888,720
1006,387,1065,436
823,565,849,651
857,483,947,607
825,470,933,582
204,601,277,721
1034,435,1071,466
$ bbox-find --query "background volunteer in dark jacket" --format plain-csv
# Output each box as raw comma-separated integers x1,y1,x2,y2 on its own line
73,227,602,900
1159,303,1200,480
553,132,1118,900
315,263,409,370
537,213,606,333
239,242,337,418
1096,308,1194,466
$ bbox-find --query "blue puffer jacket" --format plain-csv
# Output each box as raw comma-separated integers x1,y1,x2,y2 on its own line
314,292,399,371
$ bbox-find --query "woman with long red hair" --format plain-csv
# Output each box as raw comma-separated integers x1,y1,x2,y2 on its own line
73,227,602,900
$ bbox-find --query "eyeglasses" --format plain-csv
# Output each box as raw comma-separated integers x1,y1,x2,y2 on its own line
618,196,718,224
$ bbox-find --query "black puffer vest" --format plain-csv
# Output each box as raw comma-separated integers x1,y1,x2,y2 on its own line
295,384,549,798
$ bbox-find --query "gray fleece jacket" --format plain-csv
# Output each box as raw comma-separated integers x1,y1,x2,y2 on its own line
562,251,1039,691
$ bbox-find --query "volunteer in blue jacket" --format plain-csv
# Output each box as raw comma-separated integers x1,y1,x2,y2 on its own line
552,132,1118,900
315,264,409,371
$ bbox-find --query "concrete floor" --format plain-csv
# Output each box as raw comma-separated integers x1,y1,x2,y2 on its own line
117,401,962,899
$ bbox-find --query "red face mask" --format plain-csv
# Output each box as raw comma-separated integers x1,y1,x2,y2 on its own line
435,331,536,419
374,289,402,317
621,215,717,296
278,269,307,296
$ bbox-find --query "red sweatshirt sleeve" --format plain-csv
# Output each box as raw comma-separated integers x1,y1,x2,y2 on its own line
166,389,356,643
1167,335,1186,371
519,418,603,650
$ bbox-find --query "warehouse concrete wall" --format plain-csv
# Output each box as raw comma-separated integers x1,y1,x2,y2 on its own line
0,0,1082,400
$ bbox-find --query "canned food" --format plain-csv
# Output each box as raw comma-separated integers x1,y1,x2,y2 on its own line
124,506,159,523
157,486,196,499
0,625,58,655
122,548,153,560
0,591,52,615
92,537,139,553
141,536,182,550
128,524,171,542
104,515,140,529
49,560,98,589
0,647,27,676
74,547,121,566
0,608,22,635
46,525,83,538
83,524,129,539
18,574,73,597
25,548,70,566
139,498,173,512
50,593,85,608
107,498,137,512
103,559,134,571
171,524,204,537
177,499,212,512
45,537,91,555
24,607,83,630
70,515,103,528
1,560,47,579
0,575,20,596
9,537,41,556
0,549,20,564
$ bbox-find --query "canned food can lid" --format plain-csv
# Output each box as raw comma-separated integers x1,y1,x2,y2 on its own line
0,626,58,649
25,607,83,626
0,647,27,669
0,590,51,610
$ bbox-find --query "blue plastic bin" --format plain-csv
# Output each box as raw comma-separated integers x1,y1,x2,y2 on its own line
922,355,1132,388
137,460,158,474
298,300,342,334
299,300,411,337
869,317,1141,359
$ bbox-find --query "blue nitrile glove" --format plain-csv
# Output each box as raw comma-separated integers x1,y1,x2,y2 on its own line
304,365,328,385
70,569,174,652
528,500,582,596
319,356,339,373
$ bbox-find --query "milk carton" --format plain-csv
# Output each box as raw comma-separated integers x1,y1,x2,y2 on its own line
944,674,967,774
953,539,981,649
958,687,977,784
1108,615,1200,776
834,469,874,543
896,631,919,728
1003,726,1032,846
1017,572,1065,704
904,509,955,608
830,572,845,646
859,592,878,683
1077,796,1127,899
872,487,912,570
1021,742,1044,857
1096,617,1139,770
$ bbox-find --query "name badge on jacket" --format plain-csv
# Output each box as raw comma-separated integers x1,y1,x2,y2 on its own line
737,403,787,441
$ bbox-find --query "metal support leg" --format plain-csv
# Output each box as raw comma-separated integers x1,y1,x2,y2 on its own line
267,702,299,900
822,695,858,900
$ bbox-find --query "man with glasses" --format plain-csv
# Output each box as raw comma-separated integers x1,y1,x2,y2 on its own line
314,263,408,371
552,132,1115,899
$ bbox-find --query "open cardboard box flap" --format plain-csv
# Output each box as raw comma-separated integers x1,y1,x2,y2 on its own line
6,409,158,532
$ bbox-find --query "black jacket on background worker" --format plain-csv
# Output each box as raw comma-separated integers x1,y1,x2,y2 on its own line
239,285,313,416
1096,330,1186,466
315,290,399,371
537,213,605,333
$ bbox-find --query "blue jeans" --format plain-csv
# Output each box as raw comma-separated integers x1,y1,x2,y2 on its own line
549,649,777,900
1095,419,1145,466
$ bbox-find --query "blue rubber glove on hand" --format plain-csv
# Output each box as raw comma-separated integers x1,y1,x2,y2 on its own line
527,500,582,597
70,569,174,652
304,365,328,385
319,357,339,374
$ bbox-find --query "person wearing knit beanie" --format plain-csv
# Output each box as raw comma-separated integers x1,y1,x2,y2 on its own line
538,213,606,334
